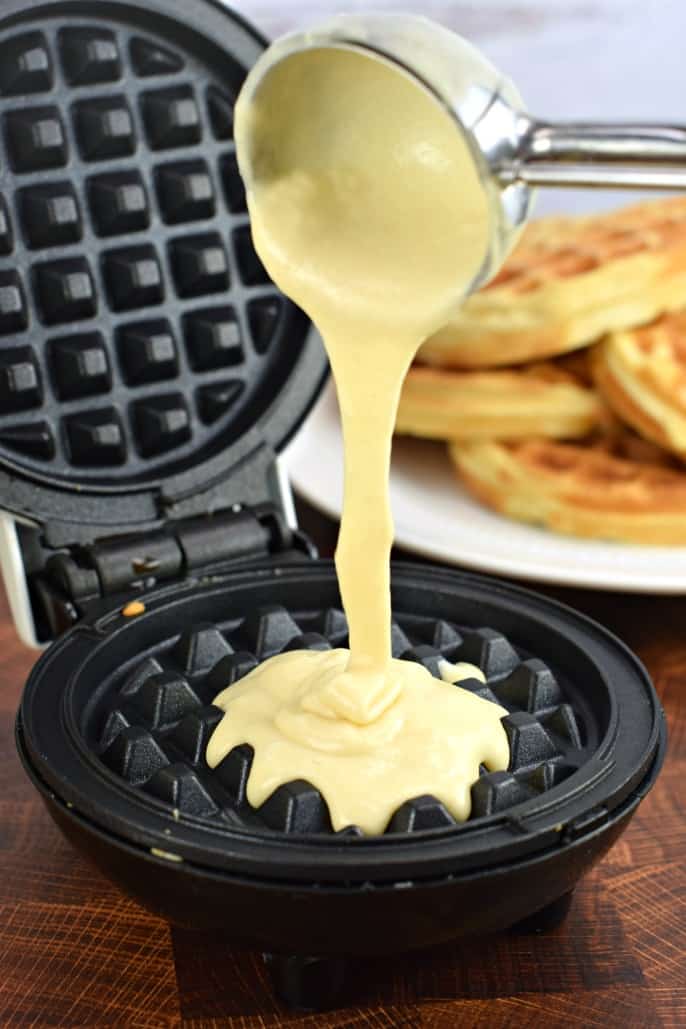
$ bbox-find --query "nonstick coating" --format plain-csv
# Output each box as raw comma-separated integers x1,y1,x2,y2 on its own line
86,573,591,841
0,0,327,537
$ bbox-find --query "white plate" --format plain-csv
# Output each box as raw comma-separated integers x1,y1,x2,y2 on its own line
285,383,686,593
249,0,686,592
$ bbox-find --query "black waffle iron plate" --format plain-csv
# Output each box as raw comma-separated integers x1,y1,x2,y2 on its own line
4,0,666,1012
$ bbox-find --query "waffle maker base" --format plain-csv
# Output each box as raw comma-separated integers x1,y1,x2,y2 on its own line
17,562,665,1008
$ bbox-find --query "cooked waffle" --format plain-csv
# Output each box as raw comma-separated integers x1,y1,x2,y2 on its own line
592,311,686,459
395,361,603,441
419,198,686,369
450,426,686,545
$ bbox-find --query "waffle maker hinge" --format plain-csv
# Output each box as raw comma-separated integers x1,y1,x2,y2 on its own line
27,505,316,642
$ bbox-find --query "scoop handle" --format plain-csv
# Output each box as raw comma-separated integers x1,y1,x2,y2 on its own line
501,120,686,190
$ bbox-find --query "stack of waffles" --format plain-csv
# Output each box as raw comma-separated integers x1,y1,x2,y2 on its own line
395,198,686,544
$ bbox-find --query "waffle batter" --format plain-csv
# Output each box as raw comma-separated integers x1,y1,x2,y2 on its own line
207,46,509,834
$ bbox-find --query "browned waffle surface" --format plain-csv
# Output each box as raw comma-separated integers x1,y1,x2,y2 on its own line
485,198,686,297
419,198,686,368
395,361,603,442
451,424,686,545
593,310,686,459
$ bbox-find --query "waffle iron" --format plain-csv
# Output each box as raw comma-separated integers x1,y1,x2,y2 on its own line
2,0,666,1012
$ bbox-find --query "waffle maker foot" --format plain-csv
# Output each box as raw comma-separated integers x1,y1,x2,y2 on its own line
509,889,575,934
264,952,348,1012
27,766,636,1014
263,890,577,1011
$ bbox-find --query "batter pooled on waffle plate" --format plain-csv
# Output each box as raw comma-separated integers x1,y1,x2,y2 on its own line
206,45,510,835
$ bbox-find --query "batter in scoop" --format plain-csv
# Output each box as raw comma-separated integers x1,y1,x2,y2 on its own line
206,45,509,834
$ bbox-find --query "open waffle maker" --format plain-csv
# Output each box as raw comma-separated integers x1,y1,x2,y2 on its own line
4,0,666,1011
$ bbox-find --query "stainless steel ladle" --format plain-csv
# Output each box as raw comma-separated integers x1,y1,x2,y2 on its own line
237,12,686,284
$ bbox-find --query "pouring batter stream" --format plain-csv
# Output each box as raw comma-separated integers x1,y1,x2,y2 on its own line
206,46,509,834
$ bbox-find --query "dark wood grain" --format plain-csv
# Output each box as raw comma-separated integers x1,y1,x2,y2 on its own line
0,500,684,1028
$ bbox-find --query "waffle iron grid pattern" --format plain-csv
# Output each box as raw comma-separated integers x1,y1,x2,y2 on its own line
96,606,585,837
0,16,301,483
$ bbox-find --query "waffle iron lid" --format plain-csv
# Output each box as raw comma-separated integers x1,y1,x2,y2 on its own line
0,0,328,537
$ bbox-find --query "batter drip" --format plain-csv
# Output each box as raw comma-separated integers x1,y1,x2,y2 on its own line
206,45,510,834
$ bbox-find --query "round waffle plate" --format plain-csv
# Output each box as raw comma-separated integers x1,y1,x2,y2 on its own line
18,562,663,885
0,0,326,516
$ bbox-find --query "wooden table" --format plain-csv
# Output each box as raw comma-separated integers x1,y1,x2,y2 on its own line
0,499,683,1028
1,0,684,1022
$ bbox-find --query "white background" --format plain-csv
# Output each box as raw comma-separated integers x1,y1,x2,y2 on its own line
232,0,685,215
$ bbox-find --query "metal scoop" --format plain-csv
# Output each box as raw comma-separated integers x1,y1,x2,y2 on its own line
237,12,686,283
